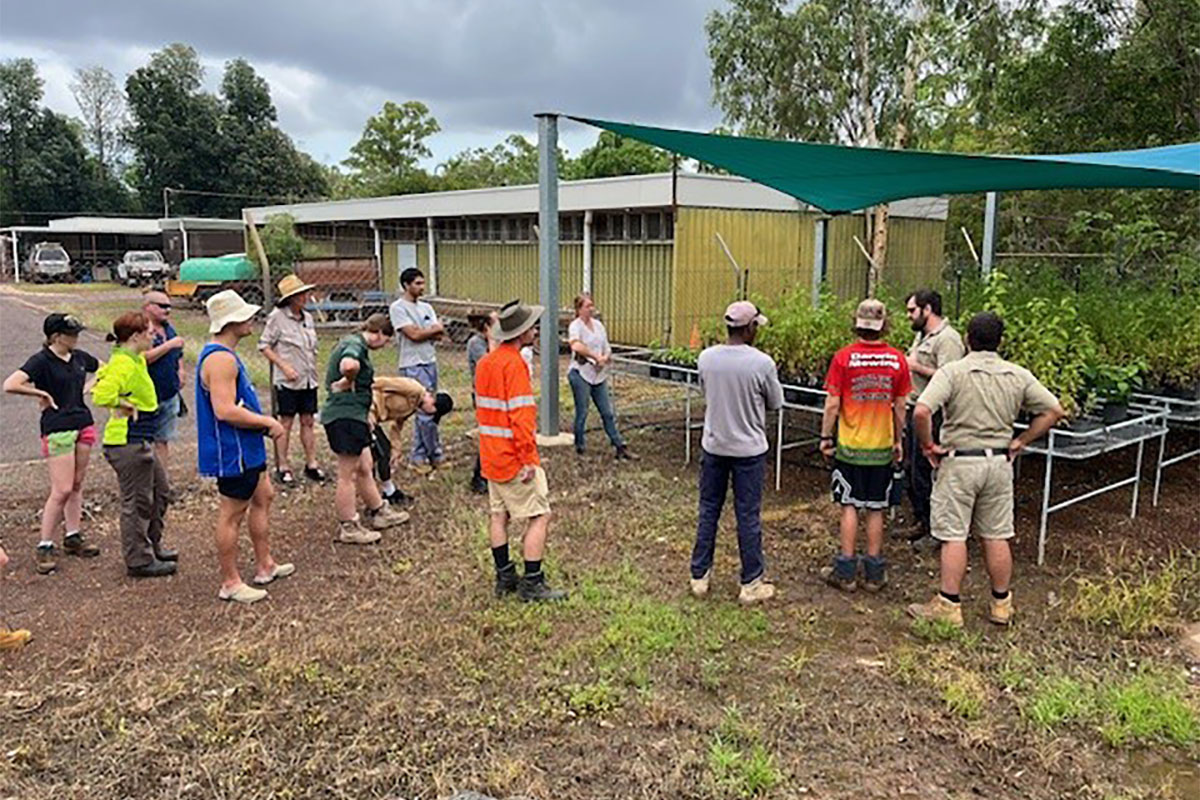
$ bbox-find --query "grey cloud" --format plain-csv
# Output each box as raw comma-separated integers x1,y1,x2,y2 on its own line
2,0,724,161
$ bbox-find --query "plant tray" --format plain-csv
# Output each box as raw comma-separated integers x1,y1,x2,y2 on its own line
648,363,695,384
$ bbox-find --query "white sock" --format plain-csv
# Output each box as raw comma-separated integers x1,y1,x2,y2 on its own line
64,530,80,539
381,480,396,495
38,540,54,549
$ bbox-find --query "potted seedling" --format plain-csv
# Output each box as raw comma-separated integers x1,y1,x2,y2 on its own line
1083,360,1142,425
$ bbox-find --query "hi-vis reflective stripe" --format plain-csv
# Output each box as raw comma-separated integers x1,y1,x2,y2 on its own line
479,425,514,439
476,394,536,411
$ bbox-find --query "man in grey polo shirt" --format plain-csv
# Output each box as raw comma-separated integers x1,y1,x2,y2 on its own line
389,267,445,471
689,301,784,605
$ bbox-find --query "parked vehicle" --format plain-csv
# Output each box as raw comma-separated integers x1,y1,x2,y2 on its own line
117,250,169,285
167,253,263,305
26,242,72,283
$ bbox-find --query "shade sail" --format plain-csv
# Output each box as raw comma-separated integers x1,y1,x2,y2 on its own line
569,116,1200,214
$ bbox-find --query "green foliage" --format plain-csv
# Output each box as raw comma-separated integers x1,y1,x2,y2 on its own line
565,130,674,179
752,287,854,383
436,134,542,190
943,670,987,720
341,100,440,197
910,617,980,648
250,214,304,278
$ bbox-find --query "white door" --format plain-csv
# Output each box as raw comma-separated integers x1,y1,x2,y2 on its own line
396,243,417,290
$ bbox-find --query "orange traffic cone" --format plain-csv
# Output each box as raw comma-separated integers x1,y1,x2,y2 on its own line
689,321,702,350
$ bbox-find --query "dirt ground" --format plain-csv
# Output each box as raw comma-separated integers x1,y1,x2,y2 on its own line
1,285,1198,800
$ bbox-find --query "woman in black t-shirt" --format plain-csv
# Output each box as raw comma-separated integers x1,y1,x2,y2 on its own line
2,313,103,575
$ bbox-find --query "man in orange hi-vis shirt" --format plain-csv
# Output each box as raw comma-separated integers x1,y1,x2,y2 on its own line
475,300,567,602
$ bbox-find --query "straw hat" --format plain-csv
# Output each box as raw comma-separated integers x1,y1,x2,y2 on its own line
276,273,316,304
490,299,545,342
206,289,261,334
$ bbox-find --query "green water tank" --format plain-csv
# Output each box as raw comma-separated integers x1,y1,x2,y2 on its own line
178,253,258,282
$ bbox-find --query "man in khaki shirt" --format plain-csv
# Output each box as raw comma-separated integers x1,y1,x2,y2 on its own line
907,311,1064,628
903,289,965,545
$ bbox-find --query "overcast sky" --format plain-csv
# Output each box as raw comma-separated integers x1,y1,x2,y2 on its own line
0,0,725,167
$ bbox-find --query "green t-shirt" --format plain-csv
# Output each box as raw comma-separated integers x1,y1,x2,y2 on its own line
320,334,374,424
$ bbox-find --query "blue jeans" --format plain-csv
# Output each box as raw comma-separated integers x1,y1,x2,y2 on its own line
568,369,624,451
400,362,442,464
690,450,767,585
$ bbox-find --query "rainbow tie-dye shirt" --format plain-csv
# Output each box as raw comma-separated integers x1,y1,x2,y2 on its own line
824,341,912,466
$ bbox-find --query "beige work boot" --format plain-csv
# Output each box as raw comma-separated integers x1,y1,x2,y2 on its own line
988,592,1014,626
906,594,964,628
336,518,382,545
0,628,32,650
690,569,711,598
365,502,409,530
738,576,776,604
218,583,268,605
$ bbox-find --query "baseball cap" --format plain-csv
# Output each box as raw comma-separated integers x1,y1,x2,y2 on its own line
432,391,454,424
854,299,887,331
43,313,85,337
724,300,768,327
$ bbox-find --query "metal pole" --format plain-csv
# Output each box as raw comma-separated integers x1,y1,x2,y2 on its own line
1037,432,1054,566
11,231,19,284
684,384,692,466
812,217,829,308
536,112,561,437
776,407,784,492
426,216,438,296
583,210,593,294
370,220,382,290
1153,423,1167,507
981,191,998,277
1131,439,1144,518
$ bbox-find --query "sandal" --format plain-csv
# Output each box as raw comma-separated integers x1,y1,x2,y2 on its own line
304,465,327,482
275,469,295,485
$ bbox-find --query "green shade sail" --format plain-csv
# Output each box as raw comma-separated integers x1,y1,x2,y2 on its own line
569,116,1200,214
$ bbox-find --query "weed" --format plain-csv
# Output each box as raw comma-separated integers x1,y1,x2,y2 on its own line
1023,676,1094,728
1097,672,1200,747
562,680,622,718
1070,557,1191,636
707,708,781,798
911,617,980,648
700,656,729,692
782,647,812,677
942,670,987,720
998,650,1037,692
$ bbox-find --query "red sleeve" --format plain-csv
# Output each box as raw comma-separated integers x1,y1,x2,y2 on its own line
894,349,913,398
824,350,846,396
505,356,539,467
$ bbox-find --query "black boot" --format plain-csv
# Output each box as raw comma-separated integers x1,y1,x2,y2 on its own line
519,572,567,602
127,559,177,578
470,475,488,495
494,564,518,597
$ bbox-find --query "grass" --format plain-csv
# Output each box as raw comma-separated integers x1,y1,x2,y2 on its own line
943,669,988,720
1069,555,1195,637
1023,670,1200,748
910,617,981,648
706,708,782,798
5,281,123,293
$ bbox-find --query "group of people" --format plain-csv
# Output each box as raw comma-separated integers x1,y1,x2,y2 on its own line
1,276,1062,649
687,290,1063,627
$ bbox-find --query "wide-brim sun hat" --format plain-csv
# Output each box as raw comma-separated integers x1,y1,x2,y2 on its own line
276,273,316,304
206,289,261,334
491,299,545,342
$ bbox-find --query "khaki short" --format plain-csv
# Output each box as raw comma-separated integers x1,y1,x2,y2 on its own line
931,454,1014,542
488,466,551,520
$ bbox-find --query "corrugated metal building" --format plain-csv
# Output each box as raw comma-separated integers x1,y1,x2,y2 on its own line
246,173,947,346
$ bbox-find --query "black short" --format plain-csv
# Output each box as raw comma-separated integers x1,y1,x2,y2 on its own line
831,460,893,510
324,418,371,456
275,386,318,417
217,464,266,501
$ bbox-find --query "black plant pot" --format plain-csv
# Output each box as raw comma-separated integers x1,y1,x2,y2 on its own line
1101,402,1129,425
649,364,692,384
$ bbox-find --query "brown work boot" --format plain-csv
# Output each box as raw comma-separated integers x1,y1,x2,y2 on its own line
988,592,1014,626
690,568,712,598
35,545,57,575
0,628,32,650
906,594,964,628
62,533,100,558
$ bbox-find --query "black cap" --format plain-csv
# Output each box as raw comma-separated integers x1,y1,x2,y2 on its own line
43,313,85,337
432,391,454,424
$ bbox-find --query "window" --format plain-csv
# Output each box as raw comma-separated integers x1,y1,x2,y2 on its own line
646,212,661,240
628,213,642,240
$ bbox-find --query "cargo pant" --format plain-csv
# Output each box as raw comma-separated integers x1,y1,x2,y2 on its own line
400,362,443,464
103,442,169,568
904,406,941,532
